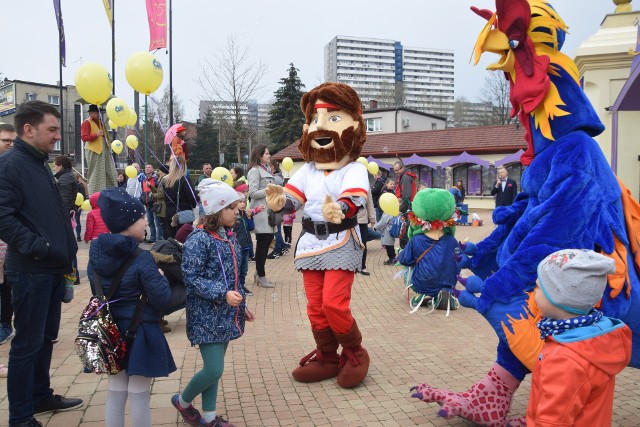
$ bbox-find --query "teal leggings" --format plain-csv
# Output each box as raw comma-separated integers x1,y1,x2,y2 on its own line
182,342,228,411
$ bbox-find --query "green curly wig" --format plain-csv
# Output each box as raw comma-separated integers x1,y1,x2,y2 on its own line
408,188,456,238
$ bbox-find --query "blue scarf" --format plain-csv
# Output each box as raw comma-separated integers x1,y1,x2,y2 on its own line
537,309,603,340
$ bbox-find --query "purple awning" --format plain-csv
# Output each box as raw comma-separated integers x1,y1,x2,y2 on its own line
402,153,439,169
440,151,491,168
495,149,525,167
367,156,393,170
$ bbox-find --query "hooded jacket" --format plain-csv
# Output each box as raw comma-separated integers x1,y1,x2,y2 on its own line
182,227,247,345
88,233,175,377
84,192,109,242
0,138,77,273
526,317,632,427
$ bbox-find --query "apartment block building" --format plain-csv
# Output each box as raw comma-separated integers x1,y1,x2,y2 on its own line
324,35,455,118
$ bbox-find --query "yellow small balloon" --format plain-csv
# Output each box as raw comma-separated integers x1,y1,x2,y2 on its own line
80,199,92,211
367,162,379,175
356,157,368,167
211,167,233,186
125,165,138,179
106,98,131,128
74,62,113,105
281,157,294,173
75,192,84,207
125,52,163,95
111,140,123,155
126,135,139,150
127,110,138,127
108,119,117,130
379,192,400,216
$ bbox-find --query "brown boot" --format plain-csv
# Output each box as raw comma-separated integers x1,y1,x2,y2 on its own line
335,320,370,388
292,328,340,383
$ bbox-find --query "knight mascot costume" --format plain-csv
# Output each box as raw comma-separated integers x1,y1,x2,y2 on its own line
410,1,640,426
265,82,370,388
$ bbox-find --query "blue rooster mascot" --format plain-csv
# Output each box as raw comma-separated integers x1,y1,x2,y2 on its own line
410,1,640,426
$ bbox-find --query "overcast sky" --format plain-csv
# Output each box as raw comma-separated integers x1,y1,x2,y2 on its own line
2,0,620,120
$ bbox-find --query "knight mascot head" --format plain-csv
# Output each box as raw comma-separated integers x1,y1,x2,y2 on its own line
298,82,367,170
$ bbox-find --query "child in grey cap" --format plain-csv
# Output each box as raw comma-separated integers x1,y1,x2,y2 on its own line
525,249,632,426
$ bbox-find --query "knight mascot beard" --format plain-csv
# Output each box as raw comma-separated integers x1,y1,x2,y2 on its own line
265,82,370,388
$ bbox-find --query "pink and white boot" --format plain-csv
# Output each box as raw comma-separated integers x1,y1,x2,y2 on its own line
410,363,520,427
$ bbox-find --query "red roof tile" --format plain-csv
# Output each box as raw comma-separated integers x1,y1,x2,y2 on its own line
272,124,527,160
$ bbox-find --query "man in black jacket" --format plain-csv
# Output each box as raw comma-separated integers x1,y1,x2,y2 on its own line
491,166,518,207
0,101,82,427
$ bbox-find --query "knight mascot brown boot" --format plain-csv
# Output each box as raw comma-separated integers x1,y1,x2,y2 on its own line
292,328,340,382
335,320,370,388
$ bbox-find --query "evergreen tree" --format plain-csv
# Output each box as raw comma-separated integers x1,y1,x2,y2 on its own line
191,109,219,169
268,64,305,152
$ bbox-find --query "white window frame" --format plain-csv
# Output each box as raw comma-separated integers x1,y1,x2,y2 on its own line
48,95,60,105
366,117,382,132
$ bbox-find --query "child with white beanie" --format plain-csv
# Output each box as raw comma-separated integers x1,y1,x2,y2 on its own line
172,179,255,427
526,249,632,426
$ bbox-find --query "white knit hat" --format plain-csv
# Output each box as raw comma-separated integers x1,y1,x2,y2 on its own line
537,249,616,315
198,178,242,215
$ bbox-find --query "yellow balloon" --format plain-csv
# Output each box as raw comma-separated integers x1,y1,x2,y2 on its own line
106,98,130,128
108,119,117,130
111,140,123,154
379,192,399,216
211,167,233,186
282,157,293,172
75,62,113,105
126,135,139,150
356,157,368,167
125,165,138,178
367,162,379,175
80,199,92,211
125,52,163,95
127,110,138,127
75,192,84,207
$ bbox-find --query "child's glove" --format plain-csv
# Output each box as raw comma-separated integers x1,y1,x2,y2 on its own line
322,195,344,224
265,184,285,212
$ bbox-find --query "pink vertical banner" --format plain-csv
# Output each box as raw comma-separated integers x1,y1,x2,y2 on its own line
146,0,167,51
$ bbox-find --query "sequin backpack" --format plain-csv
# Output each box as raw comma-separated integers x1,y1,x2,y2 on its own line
75,249,146,375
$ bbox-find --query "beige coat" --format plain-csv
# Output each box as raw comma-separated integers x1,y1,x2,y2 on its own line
357,193,376,225
247,166,277,234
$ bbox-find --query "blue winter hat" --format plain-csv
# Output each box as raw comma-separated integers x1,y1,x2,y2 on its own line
98,187,146,233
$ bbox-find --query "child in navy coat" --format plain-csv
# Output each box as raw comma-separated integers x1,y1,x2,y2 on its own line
88,187,175,427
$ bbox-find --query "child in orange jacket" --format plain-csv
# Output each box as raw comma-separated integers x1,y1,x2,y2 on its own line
523,249,632,427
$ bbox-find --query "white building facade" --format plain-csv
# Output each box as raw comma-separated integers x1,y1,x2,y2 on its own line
324,35,455,118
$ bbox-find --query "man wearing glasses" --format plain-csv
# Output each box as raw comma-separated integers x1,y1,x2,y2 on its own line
0,123,16,154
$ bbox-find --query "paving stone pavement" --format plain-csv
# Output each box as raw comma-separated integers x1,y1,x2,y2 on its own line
1,209,639,426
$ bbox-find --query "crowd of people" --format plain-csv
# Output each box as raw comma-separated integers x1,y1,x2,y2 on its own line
0,92,632,427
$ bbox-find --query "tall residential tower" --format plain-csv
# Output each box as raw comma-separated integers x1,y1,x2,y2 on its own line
324,35,454,119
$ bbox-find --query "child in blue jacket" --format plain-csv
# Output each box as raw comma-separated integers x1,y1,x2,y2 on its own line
398,189,460,313
173,179,255,427
88,187,175,427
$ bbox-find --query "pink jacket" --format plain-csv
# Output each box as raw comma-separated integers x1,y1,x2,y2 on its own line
283,211,296,226
84,193,110,243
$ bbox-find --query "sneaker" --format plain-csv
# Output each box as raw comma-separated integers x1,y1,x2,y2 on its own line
383,259,395,266
266,251,280,259
360,269,370,276
248,257,255,263
244,287,253,296
34,394,83,415
0,323,14,345
162,324,172,333
200,415,236,427
76,236,82,242
171,394,202,426
9,418,43,427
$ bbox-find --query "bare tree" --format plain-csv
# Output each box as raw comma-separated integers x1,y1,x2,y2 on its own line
480,71,513,125
155,86,185,129
198,35,267,163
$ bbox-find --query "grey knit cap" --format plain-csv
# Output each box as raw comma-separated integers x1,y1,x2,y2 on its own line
537,249,616,315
